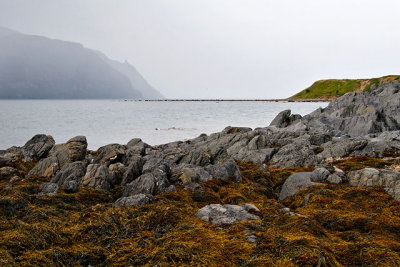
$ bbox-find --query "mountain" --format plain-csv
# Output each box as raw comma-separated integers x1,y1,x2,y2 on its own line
96,52,164,100
0,26,165,99
290,75,400,100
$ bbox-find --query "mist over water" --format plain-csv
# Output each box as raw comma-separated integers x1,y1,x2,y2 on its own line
0,100,327,150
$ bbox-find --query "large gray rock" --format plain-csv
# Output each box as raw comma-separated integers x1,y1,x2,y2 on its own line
27,156,59,178
348,168,400,201
123,171,168,196
178,167,212,184
310,167,330,182
205,159,242,182
121,155,144,186
317,139,369,160
279,172,324,200
96,144,126,164
82,164,111,190
196,204,260,225
283,81,400,137
113,194,151,207
269,137,318,168
21,134,55,161
65,136,87,162
126,138,149,158
50,161,86,193
327,173,342,184
270,110,302,128
230,148,278,164
108,163,126,186
38,182,59,197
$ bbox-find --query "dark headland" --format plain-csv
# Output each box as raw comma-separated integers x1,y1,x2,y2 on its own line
1,80,400,266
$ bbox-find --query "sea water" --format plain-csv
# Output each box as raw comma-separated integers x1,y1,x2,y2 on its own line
0,100,328,150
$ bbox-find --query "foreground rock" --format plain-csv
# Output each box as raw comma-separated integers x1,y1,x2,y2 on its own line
196,204,260,225
279,168,330,200
348,168,400,201
113,194,152,207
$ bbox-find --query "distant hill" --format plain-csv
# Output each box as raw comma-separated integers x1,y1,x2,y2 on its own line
0,26,165,99
290,75,400,100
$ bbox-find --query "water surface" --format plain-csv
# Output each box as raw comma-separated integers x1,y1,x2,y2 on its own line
0,100,328,149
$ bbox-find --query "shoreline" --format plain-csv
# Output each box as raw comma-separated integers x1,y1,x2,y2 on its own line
136,98,331,102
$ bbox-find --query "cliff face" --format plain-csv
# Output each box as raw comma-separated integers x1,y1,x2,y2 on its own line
0,27,164,99
291,75,400,100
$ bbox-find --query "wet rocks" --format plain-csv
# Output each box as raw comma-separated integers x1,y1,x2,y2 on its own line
21,134,55,161
50,161,87,193
114,194,152,207
327,173,342,184
0,167,18,180
121,155,144,186
269,109,302,128
279,172,325,200
38,182,59,197
178,167,212,184
65,136,87,162
82,164,111,190
123,173,165,196
348,168,400,200
196,204,260,225
96,144,126,164
205,159,242,182
277,81,400,136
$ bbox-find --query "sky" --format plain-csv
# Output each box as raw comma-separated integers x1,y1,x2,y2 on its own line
0,0,399,99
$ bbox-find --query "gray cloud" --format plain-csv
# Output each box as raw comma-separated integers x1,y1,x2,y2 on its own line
0,0,399,99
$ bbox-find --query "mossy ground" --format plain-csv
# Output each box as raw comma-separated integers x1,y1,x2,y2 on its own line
291,75,400,100
1,158,400,266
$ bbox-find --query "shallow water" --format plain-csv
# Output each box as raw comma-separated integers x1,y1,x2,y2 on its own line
0,100,328,149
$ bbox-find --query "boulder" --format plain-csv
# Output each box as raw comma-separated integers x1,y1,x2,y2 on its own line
96,144,126,164
65,136,87,162
82,164,111,190
269,137,318,168
126,138,149,157
121,155,144,186
38,182,59,197
0,167,18,180
165,185,177,192
317,139,369,160
108,163,126,186
113,194,152,207
269,110,302,128
279,172,324,200
123,173,155,196
205,159,242,182
27,156,59,178
21,134,55,161
310,167,330,182
179,167,212,184
231,148,278,164
348,168,400,200
142,157,170,175
327,173,342,184
50,161,86,193
196,204,260,225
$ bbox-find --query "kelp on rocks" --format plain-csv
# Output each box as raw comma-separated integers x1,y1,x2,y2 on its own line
1,158,400,266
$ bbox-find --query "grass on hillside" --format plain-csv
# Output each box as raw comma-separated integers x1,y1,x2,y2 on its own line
291,75,400,100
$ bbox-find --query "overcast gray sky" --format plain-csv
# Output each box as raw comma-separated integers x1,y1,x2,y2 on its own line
0,0,399,99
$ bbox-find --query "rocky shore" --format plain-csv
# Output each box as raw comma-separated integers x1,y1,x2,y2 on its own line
1,81,400,266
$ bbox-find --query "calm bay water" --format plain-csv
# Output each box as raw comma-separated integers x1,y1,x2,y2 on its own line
0,100,328,150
